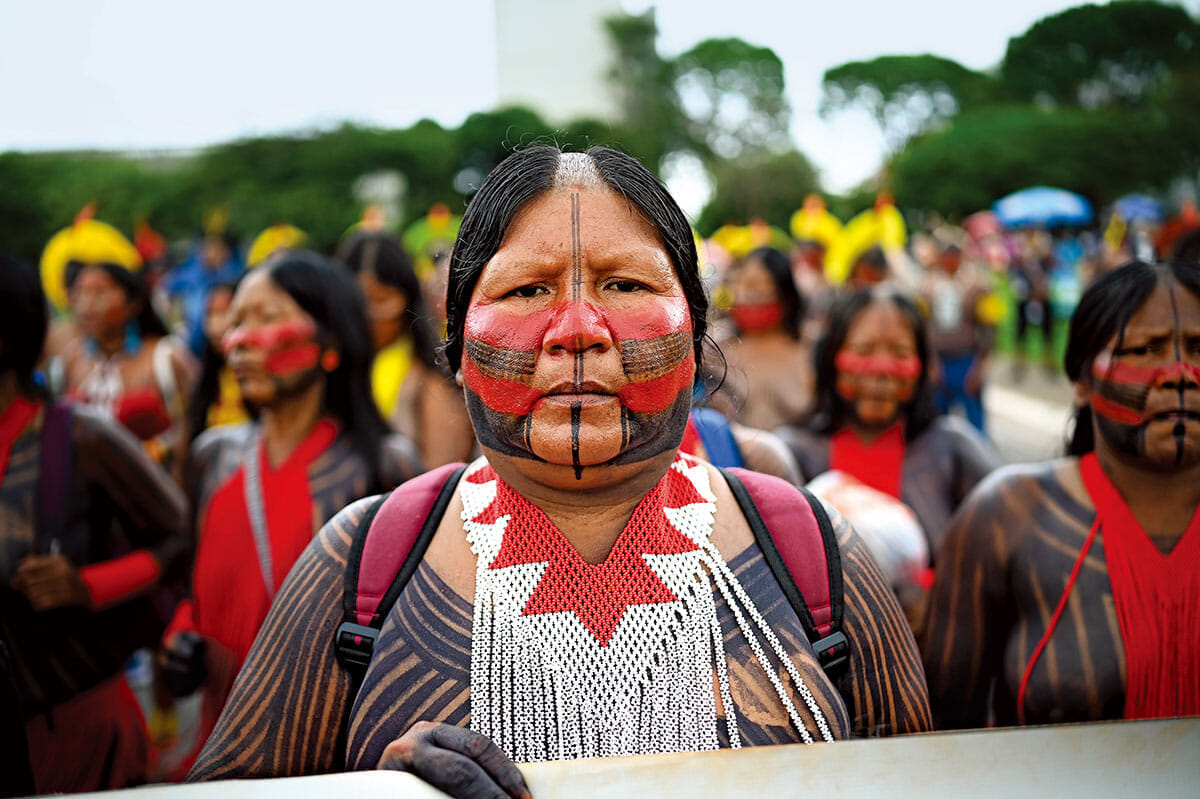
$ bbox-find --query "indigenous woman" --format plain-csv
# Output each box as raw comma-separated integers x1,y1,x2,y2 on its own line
41,213,198,472
162,251,422,764
779,288,997,557
0,252,188,792
923,260,1200,728
337,231,476,467
777,288,997,629
715,247,815,429
187,147,929,795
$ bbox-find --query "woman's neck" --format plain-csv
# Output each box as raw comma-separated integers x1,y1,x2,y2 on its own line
92,327,127,359
484,449,678,566
847,419,900,445
259,381,326,468
1094,444,1200,545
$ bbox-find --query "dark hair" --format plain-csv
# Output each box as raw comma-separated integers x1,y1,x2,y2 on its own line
810,286,938,440
443,145,707,374
64,260,169,339
263,250,390,488
1173,228,1200,263
733,247,805,339
0,251,48,392
1063,259,1200,455
335,232,441,372
187,278,242,443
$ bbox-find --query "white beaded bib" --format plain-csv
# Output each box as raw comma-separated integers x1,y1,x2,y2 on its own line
463,452,832,762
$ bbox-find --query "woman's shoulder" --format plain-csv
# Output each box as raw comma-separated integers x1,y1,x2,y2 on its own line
951,457,1084,538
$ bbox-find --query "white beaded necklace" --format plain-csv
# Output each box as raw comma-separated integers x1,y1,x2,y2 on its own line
463,452,833,762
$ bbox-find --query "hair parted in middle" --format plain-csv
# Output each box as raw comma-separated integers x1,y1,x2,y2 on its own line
443,145,707,376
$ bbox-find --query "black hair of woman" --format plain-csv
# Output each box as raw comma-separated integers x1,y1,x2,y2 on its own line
443,145,708,376
335,232,441,373
1063,259,1200,456
0,250,49,393
810,286,939,441
263,250,390,489
187,277,243,444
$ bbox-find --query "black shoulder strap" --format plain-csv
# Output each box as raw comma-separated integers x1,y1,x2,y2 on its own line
36,400,73,552
720,468,848,681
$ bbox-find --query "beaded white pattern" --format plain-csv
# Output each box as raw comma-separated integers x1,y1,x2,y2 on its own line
463,453,833,762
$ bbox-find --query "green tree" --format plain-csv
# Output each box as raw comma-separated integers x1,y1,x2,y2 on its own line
890,104,1182,218
1001,1,1200,108
673,37,791,161
696,149,820,233
821,54,1001,151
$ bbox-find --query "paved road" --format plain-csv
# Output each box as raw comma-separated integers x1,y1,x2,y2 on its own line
981,357,1075,464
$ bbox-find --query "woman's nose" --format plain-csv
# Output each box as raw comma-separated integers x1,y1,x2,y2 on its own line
541,299,613,354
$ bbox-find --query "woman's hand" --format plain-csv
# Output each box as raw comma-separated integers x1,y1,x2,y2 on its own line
10,553,91,610
378,721,530,799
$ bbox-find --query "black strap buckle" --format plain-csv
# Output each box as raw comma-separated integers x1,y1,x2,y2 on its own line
812,630,849,679
335,621,379,670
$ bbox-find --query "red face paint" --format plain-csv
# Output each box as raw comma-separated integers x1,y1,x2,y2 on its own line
462,292,694,464
223,319,321,377
835,351,922,380
1088,351,1200,426
729,302,783,333
1090,352,1200,388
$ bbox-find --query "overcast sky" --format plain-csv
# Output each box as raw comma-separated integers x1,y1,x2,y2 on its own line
4,0,1196,196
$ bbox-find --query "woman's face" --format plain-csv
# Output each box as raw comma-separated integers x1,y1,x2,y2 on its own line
69,265,137,341
460,185,694,480
357,269,408,353
728,257,783,334
835,301,922,430
223,269,325,407
1084,281,1200,470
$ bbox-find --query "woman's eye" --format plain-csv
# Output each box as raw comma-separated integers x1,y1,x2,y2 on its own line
505,285,548,299
608,280,644,293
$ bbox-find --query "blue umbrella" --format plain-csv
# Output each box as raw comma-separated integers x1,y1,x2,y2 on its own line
992,186,1093,228
1113,194,1164,223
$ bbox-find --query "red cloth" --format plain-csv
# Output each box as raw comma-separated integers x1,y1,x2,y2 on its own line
24,674,151,792
0,396,38,479
192,419,337,669
829,424,905,500
679,416,702,458
1080,453,1200,719
80,551,161,609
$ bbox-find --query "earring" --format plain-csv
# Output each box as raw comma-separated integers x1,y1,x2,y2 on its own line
321,350,340,371
455,369,464,387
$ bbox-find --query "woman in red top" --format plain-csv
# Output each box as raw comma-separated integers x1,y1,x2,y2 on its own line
923,259,1200,728
41,216,198,475
163,251,421,764
778,287,997,629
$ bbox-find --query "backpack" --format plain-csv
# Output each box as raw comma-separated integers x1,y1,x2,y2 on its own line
334,462,848,685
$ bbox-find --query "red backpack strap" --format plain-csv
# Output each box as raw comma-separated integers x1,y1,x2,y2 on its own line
335,462,466,674
721,467,848,680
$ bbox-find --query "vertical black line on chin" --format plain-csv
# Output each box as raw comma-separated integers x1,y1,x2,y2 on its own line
571,400,582,480
1168,285,1186,465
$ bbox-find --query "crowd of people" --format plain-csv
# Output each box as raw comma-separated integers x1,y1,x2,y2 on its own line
0,144,1197,798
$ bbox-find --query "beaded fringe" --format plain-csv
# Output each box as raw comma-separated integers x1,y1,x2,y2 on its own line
463,455,832,762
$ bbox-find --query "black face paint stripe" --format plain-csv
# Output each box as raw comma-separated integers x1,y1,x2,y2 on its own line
571,191,585,392
1168,285,1186,464
571,400,582,480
